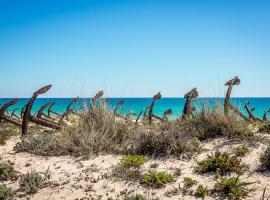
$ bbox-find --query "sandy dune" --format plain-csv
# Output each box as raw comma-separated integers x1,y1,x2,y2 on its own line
1,134,270,200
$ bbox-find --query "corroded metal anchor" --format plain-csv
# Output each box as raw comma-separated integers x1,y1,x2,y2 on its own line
148,92,165,124
244,102,262,122
58,97,79,125
163,109,173,121
22,85,62,135
0,99,21,126
224,76,252,122
11,108,20,119
113,99,126,119
182,88,198,119
263,109,270,121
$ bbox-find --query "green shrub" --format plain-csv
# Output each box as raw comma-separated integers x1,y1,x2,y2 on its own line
0,162,16,181
20,170,50,194
261,147,270,170
183,177,196,187
142,171,174,188
258,123,270,133
195,152,242,175
0,185,12,200
234,146,249,157
195,185,208,198
120,155,146,168
214,176,254,199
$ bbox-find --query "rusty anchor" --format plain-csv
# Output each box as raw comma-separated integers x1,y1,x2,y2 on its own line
11,108,20,119
224,77,252,122
163,109,173,121
22,85,62,135
148,92,165,124
114,100,125,114
224,76,241,115
182,88,198,120
135,111,143,125
20,104,27,119
46,103,61,118
244,102,263,122
0,99,22,127
56,97,80,125
36,102,54,119
90,91,104,110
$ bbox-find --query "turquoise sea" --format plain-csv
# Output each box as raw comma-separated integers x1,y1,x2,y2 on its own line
0,98,270,120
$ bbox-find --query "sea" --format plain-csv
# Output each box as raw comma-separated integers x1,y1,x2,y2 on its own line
0,98,270,120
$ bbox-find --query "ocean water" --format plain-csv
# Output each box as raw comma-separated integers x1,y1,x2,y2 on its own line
0,98,270,120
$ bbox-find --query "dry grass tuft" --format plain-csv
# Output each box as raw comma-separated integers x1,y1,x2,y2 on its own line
16,101,253,158
261,147,270,170
0,123,20,145
187,105,253,140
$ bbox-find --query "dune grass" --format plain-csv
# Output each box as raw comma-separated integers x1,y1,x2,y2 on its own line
0,123,20,145
261,147,270,170
15,101,253,157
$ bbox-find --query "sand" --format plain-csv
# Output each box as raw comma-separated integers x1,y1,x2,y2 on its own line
1,134,270,200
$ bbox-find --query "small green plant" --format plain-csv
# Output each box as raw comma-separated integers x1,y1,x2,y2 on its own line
258,123,270,133
234,146,249,157
0,161,16,181
0,184,12,200
214,175,254,199
120,155,147,168
19,170,50,194
195,152,242,175
261,147,270,170
142,171,174,188
195,185,208,198
0,124,20,145
183,177,196,187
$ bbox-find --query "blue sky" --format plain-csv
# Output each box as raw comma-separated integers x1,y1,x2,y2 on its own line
1,0,270,97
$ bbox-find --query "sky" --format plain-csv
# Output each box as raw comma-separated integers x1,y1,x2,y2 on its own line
0,0,270,98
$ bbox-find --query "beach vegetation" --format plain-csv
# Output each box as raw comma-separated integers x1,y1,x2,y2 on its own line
187,105,253,140
120,155,147,168
183,177,197,187
214,175,254,199
142,171,174,188
0,124,20,145
112,165,142,181
258,122,270,133
234,146,249,157
124,194,159,200
261,147,270,170
16,101,253,159
195,152,242,175
19,169,50,194
0,184,12,200
0,161,16,181
195,185,208,198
